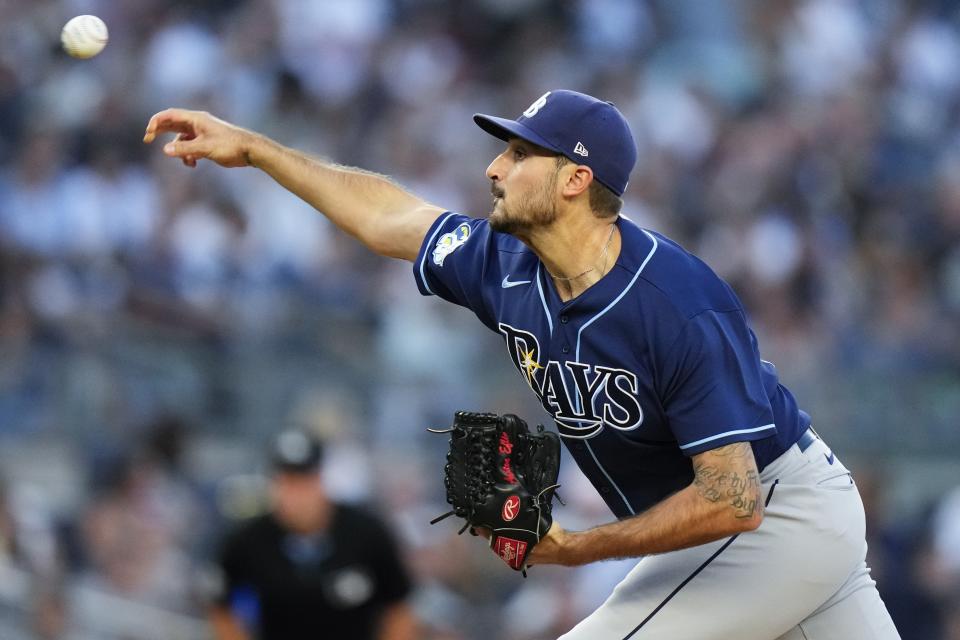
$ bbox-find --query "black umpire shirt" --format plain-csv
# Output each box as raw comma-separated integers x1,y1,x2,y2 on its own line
215,503,413,640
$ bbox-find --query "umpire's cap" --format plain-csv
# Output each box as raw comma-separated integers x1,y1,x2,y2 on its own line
270,430,323,474
474,89,638,197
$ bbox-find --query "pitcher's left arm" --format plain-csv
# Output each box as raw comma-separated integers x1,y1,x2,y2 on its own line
529,441,763,566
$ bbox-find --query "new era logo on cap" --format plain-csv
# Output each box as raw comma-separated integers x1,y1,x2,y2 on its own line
473,90,638,196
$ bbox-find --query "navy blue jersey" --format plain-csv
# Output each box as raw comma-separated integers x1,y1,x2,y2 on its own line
414,213,810,518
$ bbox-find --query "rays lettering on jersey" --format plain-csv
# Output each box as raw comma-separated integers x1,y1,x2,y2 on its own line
499,323,643,438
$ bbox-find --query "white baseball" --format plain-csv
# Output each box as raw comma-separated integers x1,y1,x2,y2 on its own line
61,15,108,59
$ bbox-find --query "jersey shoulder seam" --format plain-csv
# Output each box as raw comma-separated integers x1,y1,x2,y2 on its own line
633,272,741,321
662,306,748,355
624,226,741,320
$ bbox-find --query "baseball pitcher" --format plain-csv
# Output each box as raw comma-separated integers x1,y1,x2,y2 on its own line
145,90,901,639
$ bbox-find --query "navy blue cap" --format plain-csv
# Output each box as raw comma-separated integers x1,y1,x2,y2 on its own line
474,90,638,197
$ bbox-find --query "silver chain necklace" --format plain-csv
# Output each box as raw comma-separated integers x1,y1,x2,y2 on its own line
547,223,617,282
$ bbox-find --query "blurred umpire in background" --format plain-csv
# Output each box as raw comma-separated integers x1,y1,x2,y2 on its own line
208,430,417,640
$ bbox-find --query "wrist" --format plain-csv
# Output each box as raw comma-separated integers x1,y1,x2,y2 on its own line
557,528,589,566
242,130,272,168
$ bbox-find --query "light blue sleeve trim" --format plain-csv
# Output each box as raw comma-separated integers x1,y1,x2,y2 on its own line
417,212,459,296
678,424,776,450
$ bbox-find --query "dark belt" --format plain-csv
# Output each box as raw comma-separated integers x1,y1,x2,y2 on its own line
796,427,818,453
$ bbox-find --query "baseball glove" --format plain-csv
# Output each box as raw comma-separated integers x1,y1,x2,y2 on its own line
429,411,561,574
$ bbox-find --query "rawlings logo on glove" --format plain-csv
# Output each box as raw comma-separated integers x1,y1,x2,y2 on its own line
429,411,561,574
502,495,520,521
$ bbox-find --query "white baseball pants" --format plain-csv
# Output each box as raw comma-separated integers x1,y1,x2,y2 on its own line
559,433,901,640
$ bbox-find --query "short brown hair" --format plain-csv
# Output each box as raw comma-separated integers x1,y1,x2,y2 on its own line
556,156,623,218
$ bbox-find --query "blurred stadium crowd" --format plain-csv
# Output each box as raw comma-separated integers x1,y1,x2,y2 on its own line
1,0,959,638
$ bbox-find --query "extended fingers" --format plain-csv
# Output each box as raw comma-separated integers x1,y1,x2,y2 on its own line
145,109,245,168
143,108,199,143
162,132,205,161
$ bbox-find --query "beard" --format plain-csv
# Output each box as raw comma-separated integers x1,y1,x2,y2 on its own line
488,175,558,235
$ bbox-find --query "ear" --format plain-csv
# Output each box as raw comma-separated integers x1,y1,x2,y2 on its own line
560,164,594,198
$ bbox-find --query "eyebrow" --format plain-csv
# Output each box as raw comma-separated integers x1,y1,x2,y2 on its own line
507,137,556,157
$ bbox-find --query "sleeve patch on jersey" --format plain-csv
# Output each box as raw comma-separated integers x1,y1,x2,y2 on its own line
432,223,471,266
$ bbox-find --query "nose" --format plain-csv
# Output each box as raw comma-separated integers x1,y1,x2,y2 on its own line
486,151,506,182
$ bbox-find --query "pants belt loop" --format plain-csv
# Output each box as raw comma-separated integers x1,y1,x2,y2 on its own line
796,428,817,453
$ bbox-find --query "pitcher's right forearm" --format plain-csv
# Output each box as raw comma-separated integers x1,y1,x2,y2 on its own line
144,109,439,260
244,135,441,261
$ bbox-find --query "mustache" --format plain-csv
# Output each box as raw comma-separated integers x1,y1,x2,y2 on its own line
491,184,505,199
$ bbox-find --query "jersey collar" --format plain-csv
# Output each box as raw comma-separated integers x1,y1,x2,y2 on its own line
536,216,655,315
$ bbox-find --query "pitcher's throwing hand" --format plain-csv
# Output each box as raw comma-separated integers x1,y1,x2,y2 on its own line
144,109,257,168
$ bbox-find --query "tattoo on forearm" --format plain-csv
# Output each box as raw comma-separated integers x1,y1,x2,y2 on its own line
693,443,762,520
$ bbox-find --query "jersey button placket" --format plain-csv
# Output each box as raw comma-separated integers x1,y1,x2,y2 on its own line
557,309,574,355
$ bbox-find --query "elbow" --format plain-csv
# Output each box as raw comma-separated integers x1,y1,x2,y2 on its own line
730,496,765,533
366,234,400,259
712,489,764,535
363,220,421,261
702,499,765,538
735,509,764,533
356,225,392,258
363,232,413,261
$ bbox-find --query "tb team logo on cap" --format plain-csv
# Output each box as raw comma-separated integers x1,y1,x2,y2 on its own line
523,92,551,118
